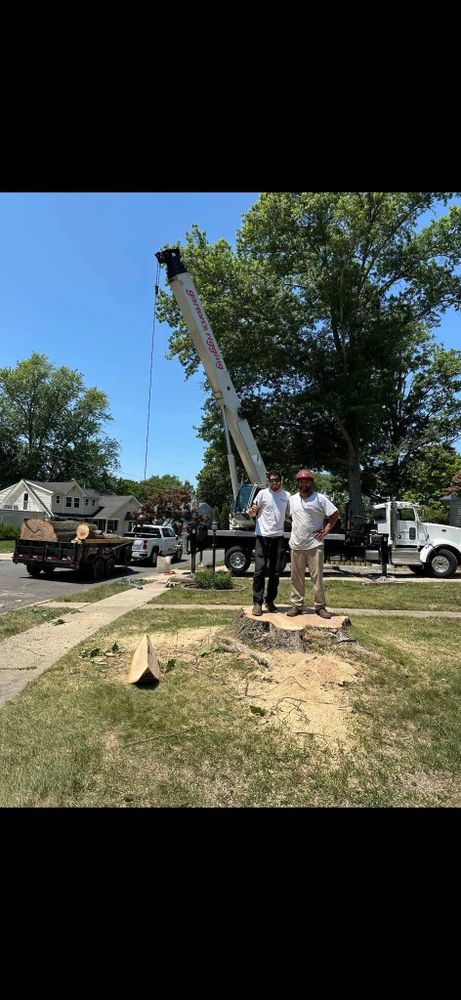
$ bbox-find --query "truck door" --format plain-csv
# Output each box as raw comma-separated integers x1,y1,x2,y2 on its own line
162,527,177,555
395,507,418,548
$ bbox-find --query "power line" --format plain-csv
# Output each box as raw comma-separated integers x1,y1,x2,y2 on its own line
143,260,160,481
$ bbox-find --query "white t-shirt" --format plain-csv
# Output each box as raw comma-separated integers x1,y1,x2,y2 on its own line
289,491,338,550
254,488,290,537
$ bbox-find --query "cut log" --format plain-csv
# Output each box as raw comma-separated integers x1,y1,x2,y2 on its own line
20,518,83,542
74,534,126,545
75,523,104,540
127,634,161,685
20,518,126,545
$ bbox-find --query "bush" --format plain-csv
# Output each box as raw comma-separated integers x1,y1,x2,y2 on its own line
0,525,19,540
194,570,233,590
219,503,231,529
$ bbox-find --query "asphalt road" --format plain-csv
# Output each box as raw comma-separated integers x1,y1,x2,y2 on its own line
0,550,227,613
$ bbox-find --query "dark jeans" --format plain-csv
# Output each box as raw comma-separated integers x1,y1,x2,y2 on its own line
253,535,285,605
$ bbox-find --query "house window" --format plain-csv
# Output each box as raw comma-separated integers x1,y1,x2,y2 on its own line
73,497,80,508
84,498,89,505
97,520,106,531
107,520,118,533
66,497,72,508
56,496,60,504
92,500,95,506
23,493,29,511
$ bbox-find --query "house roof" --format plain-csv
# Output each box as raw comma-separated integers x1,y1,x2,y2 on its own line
27,481,121,499
93,496,141,518
28,481,77,493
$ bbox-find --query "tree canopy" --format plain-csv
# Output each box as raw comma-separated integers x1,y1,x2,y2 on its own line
0,353,119,488
157,195,461,516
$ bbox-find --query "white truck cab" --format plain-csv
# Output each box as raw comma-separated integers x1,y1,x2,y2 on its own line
371,501,461,577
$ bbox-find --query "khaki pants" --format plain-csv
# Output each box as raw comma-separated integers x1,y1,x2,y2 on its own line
290,547,326,609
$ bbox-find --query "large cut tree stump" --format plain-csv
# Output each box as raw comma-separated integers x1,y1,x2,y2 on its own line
215,607,351,654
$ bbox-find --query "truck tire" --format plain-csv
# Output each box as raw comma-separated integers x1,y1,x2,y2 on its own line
428,548,458,579
26,563,42,576
42,566,56,575
105,556,115,578
122,546,132,566
224,546,252,575
92,557,105,582
148,548,158,567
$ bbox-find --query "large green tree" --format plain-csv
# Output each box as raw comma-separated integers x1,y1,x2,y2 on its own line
105,473,194,502
362,336,461,500
158,195,461,517
0,353,120,488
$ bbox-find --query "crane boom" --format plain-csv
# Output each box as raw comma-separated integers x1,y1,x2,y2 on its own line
155,248,267,497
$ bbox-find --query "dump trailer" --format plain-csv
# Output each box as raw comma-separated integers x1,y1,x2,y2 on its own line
13,519,133,581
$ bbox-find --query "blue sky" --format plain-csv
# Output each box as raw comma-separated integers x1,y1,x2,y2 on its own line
0,193,460,489
0,193,259,486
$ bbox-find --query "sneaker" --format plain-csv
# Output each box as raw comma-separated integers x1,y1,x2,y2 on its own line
264,601,279,613
286,606,303,617
315,607,332,619
252,604,263,616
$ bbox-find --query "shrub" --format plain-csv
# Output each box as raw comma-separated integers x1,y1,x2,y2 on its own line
194,570,233,590
0,525,19,540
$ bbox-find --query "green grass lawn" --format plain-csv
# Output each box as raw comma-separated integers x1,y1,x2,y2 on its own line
60,579,139,603
149,577,461,612
1,603,461,807
0,541,15,553
0,605,79,641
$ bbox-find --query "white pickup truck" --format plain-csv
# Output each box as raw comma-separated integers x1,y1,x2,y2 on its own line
123,525,182,567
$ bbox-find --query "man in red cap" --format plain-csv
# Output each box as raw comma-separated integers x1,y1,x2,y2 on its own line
286,469,339,619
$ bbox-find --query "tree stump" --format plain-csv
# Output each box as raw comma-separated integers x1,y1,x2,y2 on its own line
214,608,351,654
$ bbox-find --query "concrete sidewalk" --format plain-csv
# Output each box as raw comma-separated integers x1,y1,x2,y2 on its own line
0,575,172,708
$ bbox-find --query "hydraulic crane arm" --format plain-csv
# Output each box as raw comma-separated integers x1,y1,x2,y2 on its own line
156,248,267,498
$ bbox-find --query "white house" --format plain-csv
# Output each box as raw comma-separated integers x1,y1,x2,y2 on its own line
0,479,141,534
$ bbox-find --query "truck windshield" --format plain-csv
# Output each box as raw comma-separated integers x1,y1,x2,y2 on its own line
234,485,254,513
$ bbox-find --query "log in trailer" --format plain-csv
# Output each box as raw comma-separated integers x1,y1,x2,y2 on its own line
13,519,133,581
156,249,461,580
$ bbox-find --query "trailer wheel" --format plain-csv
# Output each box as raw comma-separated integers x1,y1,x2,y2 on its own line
122,547,132,566
428,548,458,579
105,556,115,578
26,563,42,576
42,566,56,575
224,546,251,575
92,557,105,581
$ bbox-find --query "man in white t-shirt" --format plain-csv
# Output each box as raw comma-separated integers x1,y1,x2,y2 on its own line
249,470,290,615
287,469,339,619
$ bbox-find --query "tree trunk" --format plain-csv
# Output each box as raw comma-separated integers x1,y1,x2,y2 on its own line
347,450,364,521
332,411,364,520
